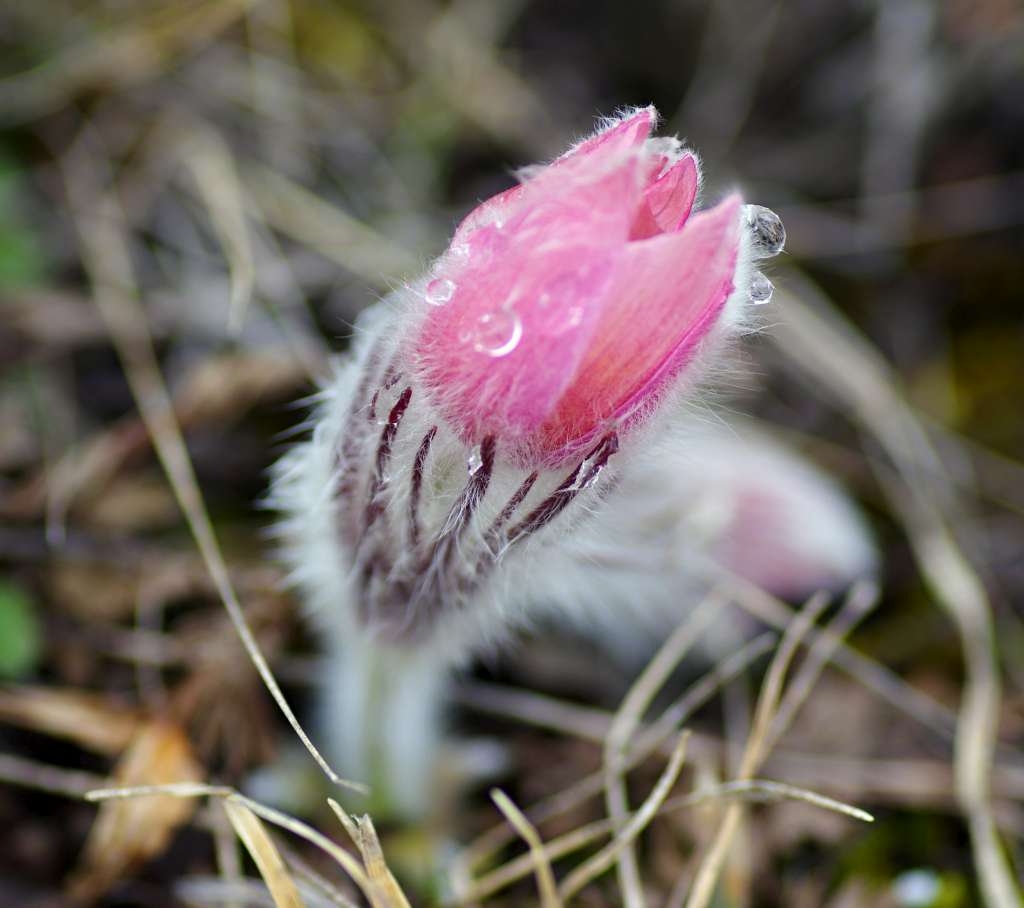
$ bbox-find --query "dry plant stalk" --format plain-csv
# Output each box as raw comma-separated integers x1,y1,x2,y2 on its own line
684,591,831,908
223,799,306,908
453,630,777,886
490,789,562,908
603,593,722,908
459,777,874,903
773,281,1023,907
559,731,690,900
176,118,255,334
58,132,360,793
328,800,412,908
86,784,378,901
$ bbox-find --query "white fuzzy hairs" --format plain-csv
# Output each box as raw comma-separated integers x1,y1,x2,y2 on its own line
268,113,874,815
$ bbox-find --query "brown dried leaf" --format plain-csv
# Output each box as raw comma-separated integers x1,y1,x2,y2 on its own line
68,719,204,901
0,686,141,754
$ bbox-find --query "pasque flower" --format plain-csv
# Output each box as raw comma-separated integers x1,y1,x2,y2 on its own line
271,108,870,814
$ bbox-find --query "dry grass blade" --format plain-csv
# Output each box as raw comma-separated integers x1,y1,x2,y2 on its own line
452,680,633,744
764,580,879,752
684,592,831,908
176,876,339,908
179,121,255,333
490,789,562,908
630,632,776,762
717,567,957,740
458,773,873,904
210,801,244,908
558,731,690,901
275,840,362,908
243,164,420,285
223,799,306,908
60,143,361,793
662,780,874,824
86,784,375,899
459,817,612,903
604,593,722,908
453,632,775,888
0,752,108,798
877,466,1024,908
774,281,1023,907
327,799,411,908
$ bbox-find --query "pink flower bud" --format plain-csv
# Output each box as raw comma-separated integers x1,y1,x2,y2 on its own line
270,107,803,814
415,106,743,465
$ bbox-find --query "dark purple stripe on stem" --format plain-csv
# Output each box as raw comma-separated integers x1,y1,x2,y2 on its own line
431,435,496,559
408,426,438,548
505,432,619,546
363,386,412,533
483,470,539,552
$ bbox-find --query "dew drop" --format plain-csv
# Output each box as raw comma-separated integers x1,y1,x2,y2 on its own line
424,277,455,306
471,309,522,357
467,446,484,475
536,271,596,336
749,271,774,305
537,291,584,336
743,204,786,258
561,306,584,330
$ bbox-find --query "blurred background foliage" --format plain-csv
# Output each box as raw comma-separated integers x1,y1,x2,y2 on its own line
0,1,1021,906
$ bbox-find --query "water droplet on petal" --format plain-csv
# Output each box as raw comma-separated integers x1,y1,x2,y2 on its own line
743,204,786,258
467,446,483,475
536,271,595,336
749,271,774,305
537,292,584,336
561,306,584,330
472,309,522,358
425,277,455,306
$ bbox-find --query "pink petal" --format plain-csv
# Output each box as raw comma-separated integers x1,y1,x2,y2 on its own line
417,245,620,449
418,147,651,452
449,108,655,253
558,107,655,166
539,194,742,454
630,154,699,240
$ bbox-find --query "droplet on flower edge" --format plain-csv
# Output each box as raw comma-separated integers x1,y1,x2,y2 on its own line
470,309,523,358
467,445,484,475
749,271,774,305
424,277,456,306
743,204,785,258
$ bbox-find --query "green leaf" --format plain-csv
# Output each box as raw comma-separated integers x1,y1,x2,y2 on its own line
0,581,42,678
0,155,47,289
